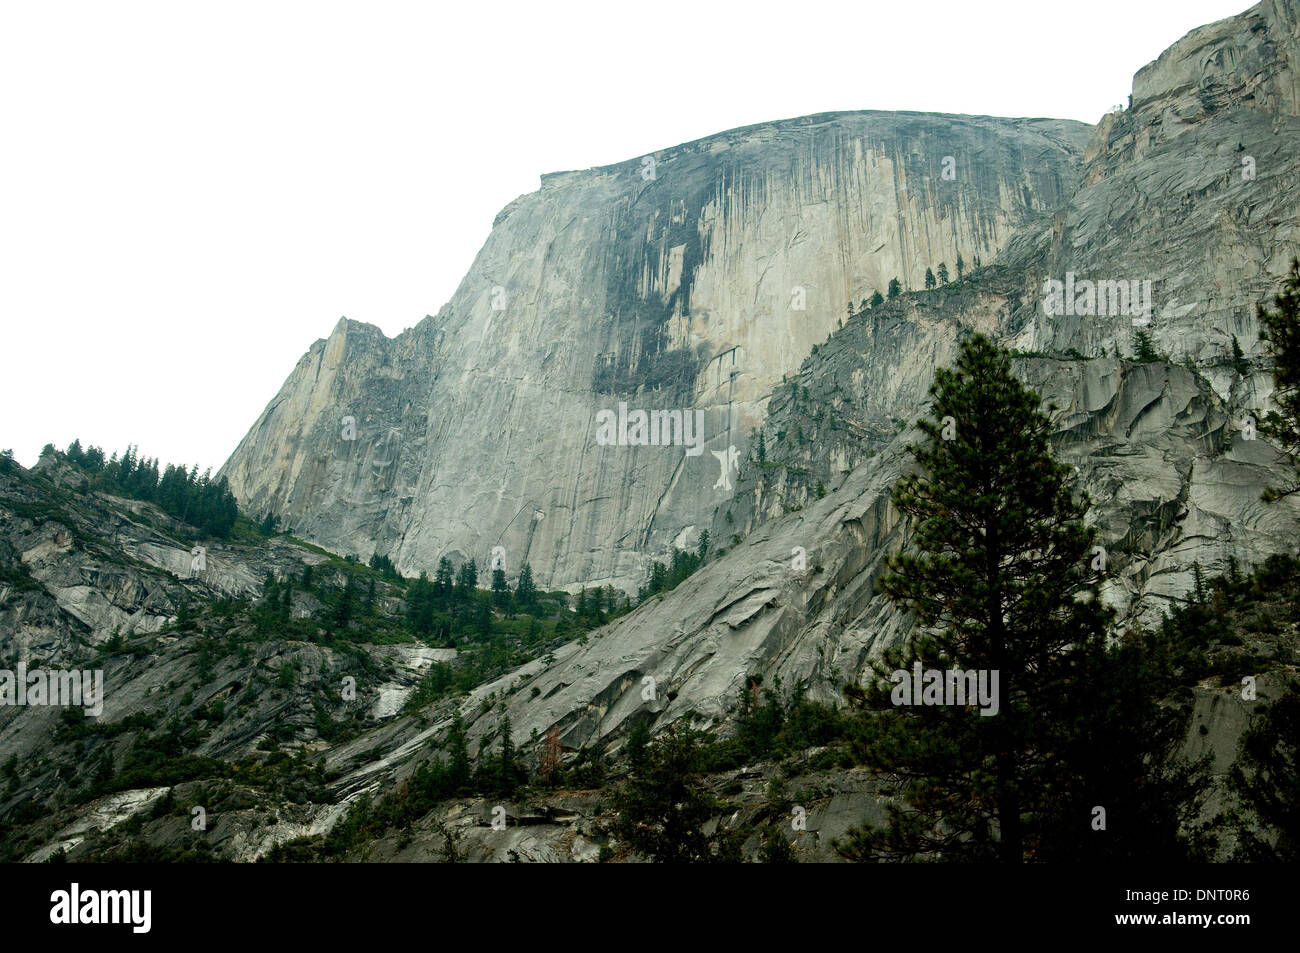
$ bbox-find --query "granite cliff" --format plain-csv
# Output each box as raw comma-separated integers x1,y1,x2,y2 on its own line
221,0,1300,751
222,113,1092,591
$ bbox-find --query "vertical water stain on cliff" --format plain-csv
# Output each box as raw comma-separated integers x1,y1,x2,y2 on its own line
590,114,1085,399
593,172,720,398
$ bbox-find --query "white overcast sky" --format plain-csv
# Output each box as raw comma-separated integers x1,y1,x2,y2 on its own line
1,0,1250,470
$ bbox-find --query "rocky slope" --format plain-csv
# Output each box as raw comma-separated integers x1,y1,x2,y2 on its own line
0,456,891,863
0,456,438,861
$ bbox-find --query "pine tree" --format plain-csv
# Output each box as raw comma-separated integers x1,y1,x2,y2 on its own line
498,715,522,796
625,720,651,771
514,562,538,611
887,278,902,299
444,714,471,792
1231,335,1249,375
118,444,136,486
1258,258,1300,501
614,722,732,862
956,253,965,280
491,567,510,610
434,556,455,600
407,572,435,635
649,561,668,595
334,575,355,629
1132,328,1160,363
835,334,1206,862
937,262,949,284
870,291,884,308
924,268,936,290
455,559,478,602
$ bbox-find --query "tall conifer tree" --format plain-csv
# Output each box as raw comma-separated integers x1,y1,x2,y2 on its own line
837,334,1207,862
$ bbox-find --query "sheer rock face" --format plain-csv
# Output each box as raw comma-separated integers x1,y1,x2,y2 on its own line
222,113,1092,591
445,0,1300,754
222,3,1300,759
